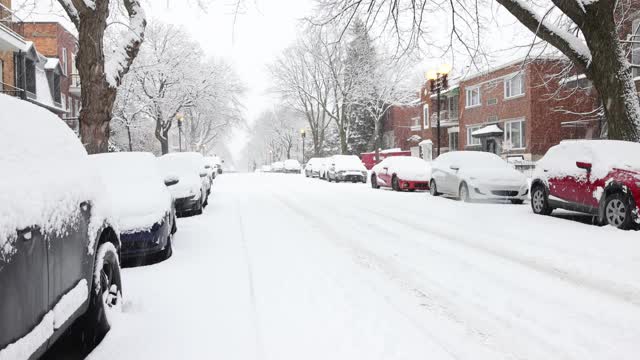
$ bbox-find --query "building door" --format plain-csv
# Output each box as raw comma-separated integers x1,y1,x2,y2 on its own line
485,139,497,154
448,132,459,151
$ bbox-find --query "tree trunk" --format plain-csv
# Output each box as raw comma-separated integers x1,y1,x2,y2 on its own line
126,125,133,151
581,6,639,141
76,1,118,154
339,124,348,154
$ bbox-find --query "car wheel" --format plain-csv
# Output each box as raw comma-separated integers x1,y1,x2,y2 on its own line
162,236,173,260
171,215,177,234
429,180,439,196
203,195,209,208
604,193,634,229
81,242,122,346
531,184,552,215
392,176,400,191
371,175,380,189
194,199,203,215
459,182,471,202
510,199,524,205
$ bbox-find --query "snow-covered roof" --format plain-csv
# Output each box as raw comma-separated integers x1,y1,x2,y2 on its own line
472,124,503,136
429,84,460,99
460,55,565,83
45,58,61,71
407,135,422,142
558,73,587,86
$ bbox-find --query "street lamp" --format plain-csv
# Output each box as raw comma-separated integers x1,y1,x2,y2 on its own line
426,64,451,157
176,113,184,152
300,129,306,163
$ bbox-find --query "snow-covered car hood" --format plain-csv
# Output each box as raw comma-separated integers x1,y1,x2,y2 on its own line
460,167,526,186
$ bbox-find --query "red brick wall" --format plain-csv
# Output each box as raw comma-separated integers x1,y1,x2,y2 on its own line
386,104,421,150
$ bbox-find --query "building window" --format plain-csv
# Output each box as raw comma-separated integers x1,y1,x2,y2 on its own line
504,73,524,98
487,98,497,105
423,104,429,128
61,48,68,76
465,86,481,108
632,19,640,78
448,131,459,151
504,118,526,150
467,125,481,146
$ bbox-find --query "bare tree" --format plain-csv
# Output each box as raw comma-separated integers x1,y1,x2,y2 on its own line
57,0,146,153
313,0,640,141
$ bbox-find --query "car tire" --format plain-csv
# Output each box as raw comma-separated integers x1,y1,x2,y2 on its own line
371,175,380,189
162,236,173,260
194,199,203,215
203,195,209,208
603,193,634,229
429,180,439,196
459,182,471,202
531,184,553,215
80,242,122,347
171,215,177,235
392,176,400,191
510,199,524,205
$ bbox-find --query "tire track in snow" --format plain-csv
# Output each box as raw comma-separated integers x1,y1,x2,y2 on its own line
235,199,266,360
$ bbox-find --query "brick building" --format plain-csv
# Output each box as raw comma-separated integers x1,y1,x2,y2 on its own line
0,0,24,94
381,100,421,150
22,21,81,130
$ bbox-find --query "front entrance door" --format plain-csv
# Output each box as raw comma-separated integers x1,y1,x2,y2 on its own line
485,139,497,154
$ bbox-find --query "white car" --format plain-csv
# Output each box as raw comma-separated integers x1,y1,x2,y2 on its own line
158,153,209,216
204,156,219,180
283,159,302,173
272,161,285,173
305,157,323,177
91,152,176,262
371,156,432,191
429,151,528,203
318,158,331,180
327,155,368,183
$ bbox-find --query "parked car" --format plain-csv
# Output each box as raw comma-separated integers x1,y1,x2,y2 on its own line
284,159,302,173
158,153,209,217
531,140,640,229
318,158,331,180
371,156,431,191
0,94,122,358
305,157,323,177
429,151,528,203
204,156,219,180
361,148,412,169
91,152,176,263
327,155,368,183
272,161,285,173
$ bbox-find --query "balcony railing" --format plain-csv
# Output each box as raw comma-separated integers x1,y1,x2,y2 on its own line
431,110,459,126
0,3,25,38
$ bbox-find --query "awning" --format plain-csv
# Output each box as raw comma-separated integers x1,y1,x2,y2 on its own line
407,134,422,142
472,124,503,137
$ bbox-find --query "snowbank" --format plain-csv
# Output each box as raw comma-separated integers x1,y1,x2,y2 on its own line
91,152,172,233
0,94,110,263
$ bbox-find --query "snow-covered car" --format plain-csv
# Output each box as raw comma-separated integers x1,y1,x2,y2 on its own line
284,159,302,173
204,156,219,180
91,152,176,263
318,158,331,180
158,153,209,217
272,161,285,173
305,157,323,177
429,151,528,203
261,165,272,172
327,155,368,183
531,140,640,229
0,94,122,358
371,156,431,191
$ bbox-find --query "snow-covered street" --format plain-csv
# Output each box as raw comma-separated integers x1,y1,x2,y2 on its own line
88,173,640,360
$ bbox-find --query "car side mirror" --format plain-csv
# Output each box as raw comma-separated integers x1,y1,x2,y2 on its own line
164,176,179,186
449,165,460,171
199,171,208,177
576,161,592,171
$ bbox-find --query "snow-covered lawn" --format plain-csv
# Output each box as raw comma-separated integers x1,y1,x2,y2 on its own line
88,173,640,360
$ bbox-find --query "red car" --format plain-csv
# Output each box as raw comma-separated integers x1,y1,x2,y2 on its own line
531,140,640,229
371,156,431,191
360,149,411,169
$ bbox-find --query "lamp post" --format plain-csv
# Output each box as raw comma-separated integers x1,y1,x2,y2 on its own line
176,113,184,152
426,64,451,157
300,129,306,163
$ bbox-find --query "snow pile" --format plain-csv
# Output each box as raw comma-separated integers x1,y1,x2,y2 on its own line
0,94,109,262
332,155,367,172
373,156,432,181
91,152,172,232
158,153,204,199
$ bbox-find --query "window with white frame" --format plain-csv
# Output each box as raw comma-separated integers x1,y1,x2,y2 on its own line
465,86,481,108
423,104,429,128
466,125,481,146
632,19,640,77
504,118,526,149
61,48,68,76
504,73,524,98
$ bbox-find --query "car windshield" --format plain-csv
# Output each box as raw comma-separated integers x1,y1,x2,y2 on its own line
444,152,509,169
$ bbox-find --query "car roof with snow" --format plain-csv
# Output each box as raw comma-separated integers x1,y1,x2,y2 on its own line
435,151,507,168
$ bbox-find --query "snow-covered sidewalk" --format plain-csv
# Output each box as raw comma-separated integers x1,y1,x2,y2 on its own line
88,173,640,360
